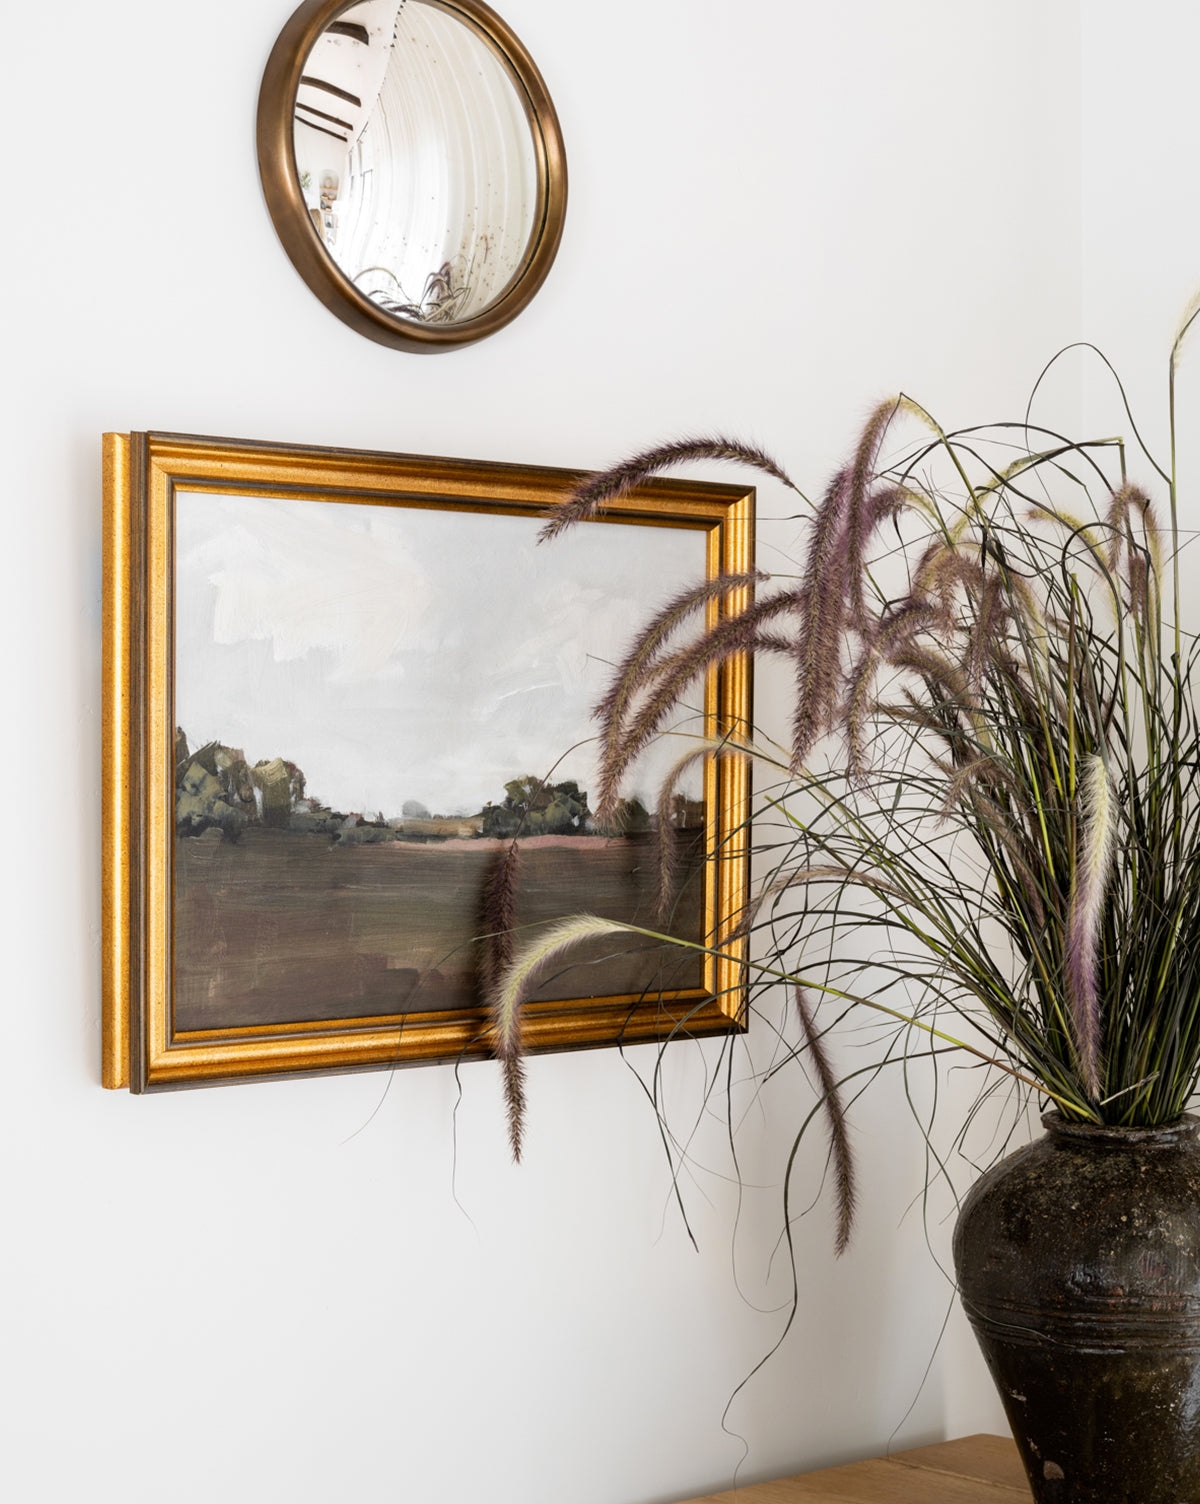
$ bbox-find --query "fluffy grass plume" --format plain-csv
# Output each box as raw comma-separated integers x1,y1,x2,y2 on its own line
795,987,856,1256
490,916,635,1155
539,437,797,543
1065,755,1115,1102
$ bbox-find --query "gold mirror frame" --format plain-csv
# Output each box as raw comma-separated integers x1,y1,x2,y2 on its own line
257,0,567,353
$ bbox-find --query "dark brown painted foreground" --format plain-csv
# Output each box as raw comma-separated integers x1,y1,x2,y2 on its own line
174,829,705,1029
954,1113,1200,1503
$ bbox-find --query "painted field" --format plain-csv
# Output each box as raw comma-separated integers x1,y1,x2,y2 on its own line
173,830,706,1030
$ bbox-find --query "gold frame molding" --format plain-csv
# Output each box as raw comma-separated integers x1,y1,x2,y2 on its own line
257,0,568,353
102,433,753,1091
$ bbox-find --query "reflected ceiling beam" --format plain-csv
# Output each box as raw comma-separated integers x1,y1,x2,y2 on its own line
299,74,363,107
326,21,370,44
296,100,355,131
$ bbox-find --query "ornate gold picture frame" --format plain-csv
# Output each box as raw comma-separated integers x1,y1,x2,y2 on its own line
102,433,753,1091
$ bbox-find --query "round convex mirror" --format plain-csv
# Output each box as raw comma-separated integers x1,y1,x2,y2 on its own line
258,0,567,352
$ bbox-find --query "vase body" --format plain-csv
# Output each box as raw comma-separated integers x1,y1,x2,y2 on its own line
953,1113,1200,1504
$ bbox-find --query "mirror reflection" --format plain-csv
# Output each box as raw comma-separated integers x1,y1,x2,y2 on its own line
294,0,538,325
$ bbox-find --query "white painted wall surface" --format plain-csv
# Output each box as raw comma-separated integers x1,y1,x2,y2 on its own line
6,2,1157,1500
1080,4,1200,507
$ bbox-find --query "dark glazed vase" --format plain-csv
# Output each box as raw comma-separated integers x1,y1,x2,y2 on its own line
953,1113,1200,1504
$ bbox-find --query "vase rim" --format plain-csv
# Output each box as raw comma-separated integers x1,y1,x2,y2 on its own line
1042,1110,1199,1146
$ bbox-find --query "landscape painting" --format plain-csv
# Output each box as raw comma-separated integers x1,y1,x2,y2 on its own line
172,488,712,1032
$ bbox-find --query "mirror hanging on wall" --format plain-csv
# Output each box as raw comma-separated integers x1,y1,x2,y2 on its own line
258,0,567,352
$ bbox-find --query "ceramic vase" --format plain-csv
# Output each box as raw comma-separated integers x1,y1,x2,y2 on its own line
953,1113,1200,1503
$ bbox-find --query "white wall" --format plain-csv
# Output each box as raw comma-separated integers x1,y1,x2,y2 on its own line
1080,3,1200,507
2,2,1118,1500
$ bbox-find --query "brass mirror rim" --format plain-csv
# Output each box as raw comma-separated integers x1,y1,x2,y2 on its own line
257,0,567,352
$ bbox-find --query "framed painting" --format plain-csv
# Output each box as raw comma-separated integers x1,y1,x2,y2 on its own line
102,433,754,1091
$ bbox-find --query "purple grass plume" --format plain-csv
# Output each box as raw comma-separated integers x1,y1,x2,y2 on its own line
843,401,904,627
593,570,766,816
844,600,954,783
651,747,709,923
963,573,1009,701
539,437,797,543
789,465,853,767
788,401,904,770
1128,553,1150,620
1104,481,1156,575
649,740,753,921
911,542,986,616
795,986,857,1255
592,592,801,822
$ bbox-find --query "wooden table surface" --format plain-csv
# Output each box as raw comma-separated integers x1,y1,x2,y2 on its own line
672,1434,1029,1503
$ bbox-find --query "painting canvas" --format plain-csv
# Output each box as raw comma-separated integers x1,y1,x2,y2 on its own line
173,491,708,1027
102,434,753,1090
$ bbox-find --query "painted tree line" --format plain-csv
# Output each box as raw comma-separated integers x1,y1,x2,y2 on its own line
174,729,702,842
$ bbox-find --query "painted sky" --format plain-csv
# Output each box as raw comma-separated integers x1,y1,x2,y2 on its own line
174,490,710,818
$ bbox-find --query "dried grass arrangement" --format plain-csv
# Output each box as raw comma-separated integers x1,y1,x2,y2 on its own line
487,312,1200,1252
